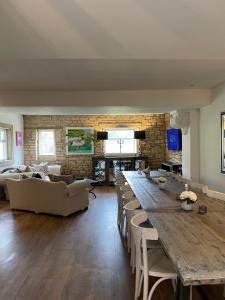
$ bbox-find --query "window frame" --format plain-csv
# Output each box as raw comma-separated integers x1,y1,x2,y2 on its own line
36,129,56,157
104,128,138,156
0,123,13,166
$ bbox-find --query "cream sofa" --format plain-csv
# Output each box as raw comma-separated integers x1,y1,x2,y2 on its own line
0,172,47,200
5,178,89,216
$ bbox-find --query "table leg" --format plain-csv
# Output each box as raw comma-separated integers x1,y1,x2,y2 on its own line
176,278,181,300
182,286,190,300
176,278,190,300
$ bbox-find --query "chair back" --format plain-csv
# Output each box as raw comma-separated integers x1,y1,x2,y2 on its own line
115,172,125,181
189,181,208,194
207,189,225,201
115,180,127,199
125,199,142,229
122,190,135,205
131,212,158,269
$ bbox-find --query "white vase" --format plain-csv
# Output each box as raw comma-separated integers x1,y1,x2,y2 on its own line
181,200,192,211
158,182,166,189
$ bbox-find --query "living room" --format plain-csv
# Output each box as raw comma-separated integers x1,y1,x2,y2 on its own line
1,1,225,300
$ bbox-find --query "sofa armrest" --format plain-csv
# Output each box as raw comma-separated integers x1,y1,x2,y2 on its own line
67,180,89,198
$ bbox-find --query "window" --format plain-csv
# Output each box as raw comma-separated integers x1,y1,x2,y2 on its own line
37,129,55,156
0,123,13,164
104,128,137,155
0,128,8,161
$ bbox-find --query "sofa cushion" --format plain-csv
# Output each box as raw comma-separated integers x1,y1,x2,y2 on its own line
18,165,32,172
49,174,74,185
32,173,42,179
21,174,29,179
31,164,48,175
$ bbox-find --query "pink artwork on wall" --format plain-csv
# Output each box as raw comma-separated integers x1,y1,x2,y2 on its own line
16,131,23,146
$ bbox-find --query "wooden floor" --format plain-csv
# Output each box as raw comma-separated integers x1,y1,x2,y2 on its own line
0,187,223,300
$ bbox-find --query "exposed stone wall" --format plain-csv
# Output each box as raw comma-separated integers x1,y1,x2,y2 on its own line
23,114,167,177
165,113,182,163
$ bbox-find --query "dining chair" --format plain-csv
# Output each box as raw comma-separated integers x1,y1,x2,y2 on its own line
115,181,132,231
157,168,168,175
189,181,208,194
115,172,125,181
131,211,177,300
206,189,225,201
206,184,225,300
121,190,136,233
125,199,142,272
115,180,127,228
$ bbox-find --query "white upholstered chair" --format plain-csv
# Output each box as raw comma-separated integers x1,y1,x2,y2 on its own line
189,181,208,194
131,211,177,300
206,189,225,297
125,199,142,273
115,180,127,228
116,181,132,231
206,189,225,201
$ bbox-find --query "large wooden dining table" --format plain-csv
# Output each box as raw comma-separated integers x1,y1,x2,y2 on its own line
123,171,225,300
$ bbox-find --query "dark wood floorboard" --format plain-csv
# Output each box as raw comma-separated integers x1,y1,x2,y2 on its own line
0,187,223,300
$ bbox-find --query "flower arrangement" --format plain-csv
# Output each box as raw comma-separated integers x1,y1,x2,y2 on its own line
180,191,197,204
158,177,167,183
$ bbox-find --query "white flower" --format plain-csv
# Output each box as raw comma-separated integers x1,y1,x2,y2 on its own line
180,191,197,202
158,177,167,183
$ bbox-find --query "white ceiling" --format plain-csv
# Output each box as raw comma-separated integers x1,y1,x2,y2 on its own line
0,106,171,115
0,0,224,113
1,0,225,59
0,59,225,90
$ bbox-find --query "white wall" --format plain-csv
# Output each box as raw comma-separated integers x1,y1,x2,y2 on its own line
182,109,200,181
0,113,24,171
200,83,225,192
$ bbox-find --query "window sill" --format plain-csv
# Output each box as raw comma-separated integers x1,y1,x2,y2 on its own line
0,160,13,167
37,155,56,160
104,153,138,157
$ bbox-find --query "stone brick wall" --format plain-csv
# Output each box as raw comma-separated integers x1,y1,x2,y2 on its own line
165,114,182,163
23,114,167,177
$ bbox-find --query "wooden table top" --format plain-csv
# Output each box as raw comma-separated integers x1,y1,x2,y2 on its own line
123,171,225,286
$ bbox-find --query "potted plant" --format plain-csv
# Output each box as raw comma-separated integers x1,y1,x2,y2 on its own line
158,177,167,189
180,191,197,211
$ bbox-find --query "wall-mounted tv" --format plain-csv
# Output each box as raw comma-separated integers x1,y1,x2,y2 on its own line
167,129,182,151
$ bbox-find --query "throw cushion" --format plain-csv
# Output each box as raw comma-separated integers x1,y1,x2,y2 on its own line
32,173,42,179
24,166,32,172
31,164,48,175
21,174,29,179
49,174,74,185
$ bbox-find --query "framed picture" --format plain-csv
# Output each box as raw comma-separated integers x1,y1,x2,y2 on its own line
16,131,23,146
66,127,94,155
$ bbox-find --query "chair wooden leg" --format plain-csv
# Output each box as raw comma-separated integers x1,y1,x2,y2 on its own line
135,268,141,300
143,271,149,300
172,278,177,293
138,272,144,298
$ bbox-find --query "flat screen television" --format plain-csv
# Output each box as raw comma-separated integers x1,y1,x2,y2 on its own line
167,129,182,151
